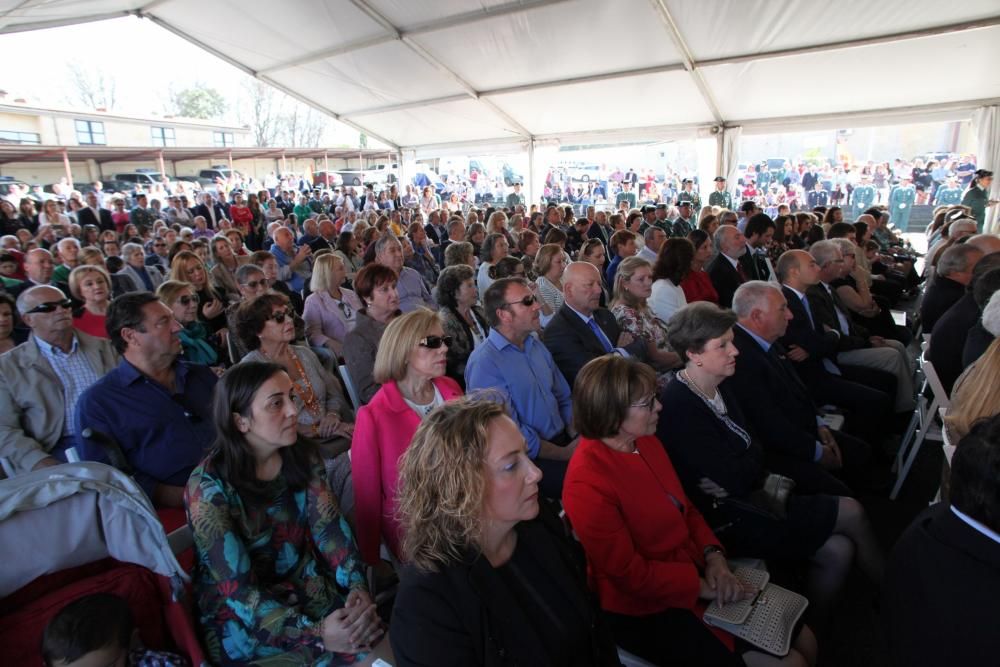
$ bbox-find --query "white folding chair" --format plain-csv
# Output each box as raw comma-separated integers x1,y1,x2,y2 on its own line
891,354,951,500
338,363,361,410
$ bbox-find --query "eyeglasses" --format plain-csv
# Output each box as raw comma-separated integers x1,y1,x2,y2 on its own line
179,295,200,306
269,308,294,323
241,279,266,290
153,242,166,247
24,298,73,314
419,335,453,349
504,294,537,308
630,395,657,411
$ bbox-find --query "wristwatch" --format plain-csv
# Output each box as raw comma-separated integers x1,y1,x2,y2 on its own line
703,545,724,560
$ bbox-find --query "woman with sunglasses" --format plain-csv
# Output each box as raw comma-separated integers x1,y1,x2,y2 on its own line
435,265,489,388
170,250,228,333
157,280,221,367
304,253,363,359
352,308,463,566
563,355,818,667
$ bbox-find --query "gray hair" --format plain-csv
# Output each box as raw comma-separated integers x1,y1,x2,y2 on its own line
234,263,264,284
809,240,842,267
121,242,144,258
982,291,1000,337
665,301,738,363
938,244,983,278
373,232,401,257
831,238,856,258
732,280,782,319
15,284,61,316
56,237,80,252
643,226,665,243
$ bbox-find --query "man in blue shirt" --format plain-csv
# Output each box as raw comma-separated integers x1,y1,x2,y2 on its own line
465,277,576,498
269,226,313,293
75,292,217,507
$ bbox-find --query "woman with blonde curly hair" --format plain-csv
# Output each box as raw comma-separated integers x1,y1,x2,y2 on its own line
390,397,621,666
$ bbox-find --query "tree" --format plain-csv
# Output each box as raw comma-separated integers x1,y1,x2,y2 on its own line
240,79,280,147
170,85,227,120
281,104,326,148
65,62,117,110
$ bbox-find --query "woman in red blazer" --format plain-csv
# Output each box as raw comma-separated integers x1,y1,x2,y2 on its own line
563,355,817,667
352,308,463,565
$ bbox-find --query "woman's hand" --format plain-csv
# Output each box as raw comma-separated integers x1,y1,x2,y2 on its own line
701,555,755,606
202,297,225,319
317,412,342,439
321,589,383,653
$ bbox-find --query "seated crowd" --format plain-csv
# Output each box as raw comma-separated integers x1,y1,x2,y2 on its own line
1,174,999,667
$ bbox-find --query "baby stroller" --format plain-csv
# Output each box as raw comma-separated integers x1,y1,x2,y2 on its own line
0,461,206,666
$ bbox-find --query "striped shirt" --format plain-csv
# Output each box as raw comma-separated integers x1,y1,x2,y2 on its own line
34,334,100,437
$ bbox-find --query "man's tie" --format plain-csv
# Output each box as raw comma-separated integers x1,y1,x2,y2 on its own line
800,295,816,329
587,317,614,353
736,261,749,282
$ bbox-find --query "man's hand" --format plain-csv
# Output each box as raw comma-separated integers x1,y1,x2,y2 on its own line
786,344,809,362
868,336,887,347
616,331,634,348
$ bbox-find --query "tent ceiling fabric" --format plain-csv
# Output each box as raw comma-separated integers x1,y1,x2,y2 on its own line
2,0,999,150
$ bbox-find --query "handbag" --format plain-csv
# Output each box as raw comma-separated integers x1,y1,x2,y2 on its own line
702,567,809,657
747,473,796,519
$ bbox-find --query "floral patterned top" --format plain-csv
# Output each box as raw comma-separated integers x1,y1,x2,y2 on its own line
185,456,368,666
611,302,675,391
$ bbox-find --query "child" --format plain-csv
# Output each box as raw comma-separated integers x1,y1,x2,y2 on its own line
41,593,187,667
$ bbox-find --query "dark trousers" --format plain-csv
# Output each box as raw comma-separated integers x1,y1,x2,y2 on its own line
765,430,871,498
606,608,743,667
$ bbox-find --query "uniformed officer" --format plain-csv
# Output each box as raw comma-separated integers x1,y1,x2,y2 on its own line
505,181,525,209
653,202,673,236
806,183,829,209
676,178,701,211
851,173,876,220
616,181,637,210
888,173,917,230
708,176,732,210
934,175,963,206
960,169,998,233
671,200,695,237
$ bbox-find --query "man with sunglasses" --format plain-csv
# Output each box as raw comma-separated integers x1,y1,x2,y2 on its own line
466,277,577,499
145,236,170,271
0,286,117,475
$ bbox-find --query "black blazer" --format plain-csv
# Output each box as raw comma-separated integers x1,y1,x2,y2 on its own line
929,293,979,394
542,304,647,387
424,222,449,246
779,285,840,383
390,502,621,667
738,248,771,282
883,503,1000,667
192,203,227,228
725,326,821,463
77,207,114,232
806,284,870,351
920,275,966,332
707,253,743,308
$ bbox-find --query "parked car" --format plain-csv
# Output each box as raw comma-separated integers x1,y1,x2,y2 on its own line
112,170,164,189
568,164,602,182
313,170,344,188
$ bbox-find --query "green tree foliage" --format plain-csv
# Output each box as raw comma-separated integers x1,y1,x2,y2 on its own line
172,86,227,120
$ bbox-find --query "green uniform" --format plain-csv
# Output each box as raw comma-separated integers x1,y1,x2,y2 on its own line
506,191,525,209
616,191,637,209
934,186,962,206
960,186,988,232
708,190,732,210
851,184,875,220
888,185,916,230
677,190,701,210
51,264,71,284
670,216,694,237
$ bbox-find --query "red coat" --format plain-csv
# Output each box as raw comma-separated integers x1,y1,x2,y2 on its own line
563,434,722,617
351,376,463,564
680,269,719,305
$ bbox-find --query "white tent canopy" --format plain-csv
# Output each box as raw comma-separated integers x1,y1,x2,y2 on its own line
3,0,999,151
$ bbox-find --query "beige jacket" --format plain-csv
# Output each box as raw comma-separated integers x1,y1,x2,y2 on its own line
0,332,118,474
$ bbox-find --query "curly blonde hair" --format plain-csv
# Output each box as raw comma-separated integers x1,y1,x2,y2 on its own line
397,397,508,572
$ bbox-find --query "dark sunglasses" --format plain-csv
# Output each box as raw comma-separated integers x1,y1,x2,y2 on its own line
179,295,200,306
504,294,537,308
242,278,266,290
269,309,294,323
419,335,452,349
25,298,73,314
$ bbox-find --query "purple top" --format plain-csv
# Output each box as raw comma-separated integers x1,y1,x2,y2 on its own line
302,288,363,349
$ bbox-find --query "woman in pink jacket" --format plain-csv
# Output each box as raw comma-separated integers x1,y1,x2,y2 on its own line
351,307,463,565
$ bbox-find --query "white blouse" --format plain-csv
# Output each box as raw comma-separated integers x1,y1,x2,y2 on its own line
649,278,687,323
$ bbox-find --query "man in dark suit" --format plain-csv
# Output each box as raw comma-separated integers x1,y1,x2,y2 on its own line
192,192,226,229
542,262,646,387
9,248,70,300
424,209,449,247
774,250,893,437
883,414,1000,666
740,213,776,282
76,191,114,232
920,243,982,332
728,281,869,496
707,224,748,308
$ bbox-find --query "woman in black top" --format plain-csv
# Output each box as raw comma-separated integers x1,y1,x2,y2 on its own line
391,398,622,667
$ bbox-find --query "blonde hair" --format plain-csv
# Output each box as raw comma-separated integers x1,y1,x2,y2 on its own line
67,264,110,300
372,308,443,384
398,398,508,571
611,256,653,310
79,247,105,266
310,252,344,293
155,280,195,306
169,250,206,286
533,243,563,277
945,339,1000,441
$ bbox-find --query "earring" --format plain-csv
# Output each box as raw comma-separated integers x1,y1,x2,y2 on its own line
696,361,703,367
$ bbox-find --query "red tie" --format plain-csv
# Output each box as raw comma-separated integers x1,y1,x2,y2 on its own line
737,263,748,282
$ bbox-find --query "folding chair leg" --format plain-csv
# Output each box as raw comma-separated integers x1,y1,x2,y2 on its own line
891,397,940,500
894,408,922,473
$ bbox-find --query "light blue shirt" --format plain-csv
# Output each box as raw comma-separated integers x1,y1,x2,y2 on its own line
951,506,1000,546
465,329,573,459
34,334,100,437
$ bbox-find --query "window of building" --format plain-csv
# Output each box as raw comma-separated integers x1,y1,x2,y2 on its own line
213,131,234,147
151,126,176,147
75,119,106,145
0,130,41,144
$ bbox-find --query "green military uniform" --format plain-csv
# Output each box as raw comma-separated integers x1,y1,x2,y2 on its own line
506,191,525,209
851,182,876,220
888,182,916,230
677,188,701,210
670,216,694,237
758,169,772,190
708,190,732,210
961,185,989,232
934,185,962,206
616,190,637,209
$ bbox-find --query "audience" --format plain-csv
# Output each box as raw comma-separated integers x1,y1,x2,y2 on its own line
679,229,719,304
946,291,1000,442
543,261,647,387
883,414,1000,666
563,355,817,667
68,264,112,339
118,242,164,293
476,232,509,300
208,234,246,301
352,309,463,565
465,278,577,498
185,362,385,665
343,263,400,405
0,285,117,473
390,397,621,666
533,243,567,323
303,252,362,358
660,301,884,630
76,292,217,507
374,234,434,312
435,264,489,386
920,243,983,331
649,237,692,322
961,266,1000,366
0,292,18,353
605,229,637,286
169,250,228,333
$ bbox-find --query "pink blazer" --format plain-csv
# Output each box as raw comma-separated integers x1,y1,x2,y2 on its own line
351,376,463,564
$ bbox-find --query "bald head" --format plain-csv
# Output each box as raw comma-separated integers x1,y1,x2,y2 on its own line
856,214,875,226
563,261,603,316
965,234,1000,256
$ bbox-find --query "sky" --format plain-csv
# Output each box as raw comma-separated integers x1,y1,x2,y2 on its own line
0,15,365,146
